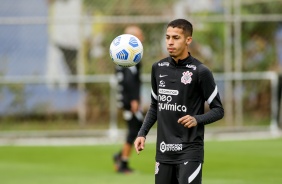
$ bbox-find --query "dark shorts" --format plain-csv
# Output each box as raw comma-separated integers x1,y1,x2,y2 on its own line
155,161,202,184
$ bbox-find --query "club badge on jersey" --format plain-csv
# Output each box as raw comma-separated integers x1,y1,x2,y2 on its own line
181,71,193,85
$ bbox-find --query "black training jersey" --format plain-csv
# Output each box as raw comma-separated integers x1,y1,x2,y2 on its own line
138,53,224,164
115,63,141,110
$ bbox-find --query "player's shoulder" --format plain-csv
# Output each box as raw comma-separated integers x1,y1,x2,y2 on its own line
190,56,210,72
188,56,214,81
196,63,214,80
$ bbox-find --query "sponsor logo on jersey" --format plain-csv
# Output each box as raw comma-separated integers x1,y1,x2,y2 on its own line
186,64,197,70
159,89,179,95
181,71,193,85
160,141,182,153
158,62,170,67
155,162,160,174
159,80,165,87
158,95,187,112
158,102,187,112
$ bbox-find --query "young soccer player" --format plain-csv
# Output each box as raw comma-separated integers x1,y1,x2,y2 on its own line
134,19,224,183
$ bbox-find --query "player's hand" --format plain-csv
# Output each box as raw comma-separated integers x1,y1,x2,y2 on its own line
130,100,139,113
134,136,146,155
178,115,197,128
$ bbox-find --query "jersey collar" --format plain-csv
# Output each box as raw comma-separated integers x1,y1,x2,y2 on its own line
170,52,193,66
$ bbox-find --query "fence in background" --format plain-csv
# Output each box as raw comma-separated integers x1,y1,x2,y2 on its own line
0,0,282,137
0,72,280,139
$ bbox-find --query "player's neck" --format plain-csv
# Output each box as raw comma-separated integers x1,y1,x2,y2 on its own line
172,52,189,63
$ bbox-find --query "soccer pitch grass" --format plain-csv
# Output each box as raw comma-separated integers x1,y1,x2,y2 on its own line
0,138,281,184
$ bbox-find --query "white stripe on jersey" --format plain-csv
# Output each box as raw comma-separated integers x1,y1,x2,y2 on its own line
207,86,218,105
151,88,157,100
188,163,202,183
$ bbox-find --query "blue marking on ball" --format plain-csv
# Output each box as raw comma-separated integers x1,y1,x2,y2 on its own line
133,53,142,63
116,49,129,60
129,37,139,47
113,36,121,46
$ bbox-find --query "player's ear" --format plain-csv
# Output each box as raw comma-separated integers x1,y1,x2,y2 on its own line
186,36,192,45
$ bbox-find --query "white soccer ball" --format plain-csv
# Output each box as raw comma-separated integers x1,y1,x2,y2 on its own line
109,34,143,67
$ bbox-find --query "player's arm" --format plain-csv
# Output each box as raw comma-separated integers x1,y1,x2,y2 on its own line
134,64,158,154
126,66,141,113
134,99,157,154
194,65,224,125
178,65,224,127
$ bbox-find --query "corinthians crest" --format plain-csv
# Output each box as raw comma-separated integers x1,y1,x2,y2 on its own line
181,71,193,85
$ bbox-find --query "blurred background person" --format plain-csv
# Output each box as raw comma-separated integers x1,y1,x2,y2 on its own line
113,25,144,173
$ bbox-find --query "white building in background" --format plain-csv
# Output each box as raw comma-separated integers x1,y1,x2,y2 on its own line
0,0,82,115
47,0,82,89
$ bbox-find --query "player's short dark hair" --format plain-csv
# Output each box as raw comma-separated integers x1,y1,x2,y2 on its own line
167,19,193,37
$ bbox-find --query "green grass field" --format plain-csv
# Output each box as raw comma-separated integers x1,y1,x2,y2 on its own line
0,138,282,184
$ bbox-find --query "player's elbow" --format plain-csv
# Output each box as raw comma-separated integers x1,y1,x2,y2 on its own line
218,106,224,120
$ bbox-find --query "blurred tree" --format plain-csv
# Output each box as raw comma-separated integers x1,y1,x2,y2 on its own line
83,0,175,16
241,1,282,71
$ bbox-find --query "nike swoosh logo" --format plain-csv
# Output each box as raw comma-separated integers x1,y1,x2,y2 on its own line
159,74,168,78
184,162,188,165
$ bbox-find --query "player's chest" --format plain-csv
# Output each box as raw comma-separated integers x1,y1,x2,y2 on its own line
156,66,197,90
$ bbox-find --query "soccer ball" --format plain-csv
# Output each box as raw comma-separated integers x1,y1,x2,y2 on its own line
109,34,143,67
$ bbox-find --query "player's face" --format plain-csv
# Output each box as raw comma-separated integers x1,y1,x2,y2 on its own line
166,27,191,61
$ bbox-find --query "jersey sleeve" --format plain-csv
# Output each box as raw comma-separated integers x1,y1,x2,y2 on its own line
125,66,140,101
194,65,224,125
137,63,158,137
